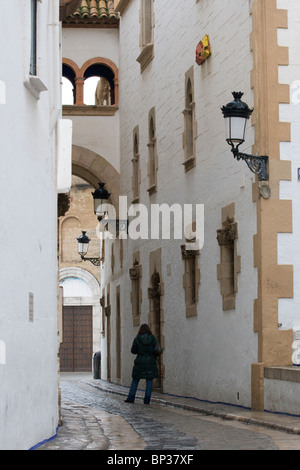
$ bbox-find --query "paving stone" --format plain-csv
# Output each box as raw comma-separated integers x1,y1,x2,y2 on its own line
35,374,300,451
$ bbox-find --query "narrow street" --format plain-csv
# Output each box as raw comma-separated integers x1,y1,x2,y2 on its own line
36,373,300,451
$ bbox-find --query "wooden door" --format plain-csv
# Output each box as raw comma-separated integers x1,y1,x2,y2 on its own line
60,306,93,372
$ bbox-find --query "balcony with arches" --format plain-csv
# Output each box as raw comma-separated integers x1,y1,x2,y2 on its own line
62,57,119,116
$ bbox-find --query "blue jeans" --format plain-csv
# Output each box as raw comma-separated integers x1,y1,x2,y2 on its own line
127,378,153,404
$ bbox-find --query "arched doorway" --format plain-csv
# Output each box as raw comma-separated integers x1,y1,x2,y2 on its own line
59,268,101,372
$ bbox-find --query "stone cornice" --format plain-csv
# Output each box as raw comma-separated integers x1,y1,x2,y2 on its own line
115,0,131,15
63,105,119,116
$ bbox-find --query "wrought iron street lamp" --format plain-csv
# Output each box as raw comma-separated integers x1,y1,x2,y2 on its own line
221,92,269,181
92,182,111,221
77,231,100,266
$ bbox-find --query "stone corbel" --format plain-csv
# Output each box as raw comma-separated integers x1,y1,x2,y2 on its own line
181,245,200,259
148,285,161,299
217,220,238,246
129,262,142,280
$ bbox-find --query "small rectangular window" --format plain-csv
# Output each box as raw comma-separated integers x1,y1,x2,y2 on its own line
30,0,37,75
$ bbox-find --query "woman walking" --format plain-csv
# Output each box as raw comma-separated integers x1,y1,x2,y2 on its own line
125,324,159,404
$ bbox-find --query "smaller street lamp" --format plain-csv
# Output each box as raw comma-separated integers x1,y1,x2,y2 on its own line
77,231,100,266
221,92,269,181
92,182,111,221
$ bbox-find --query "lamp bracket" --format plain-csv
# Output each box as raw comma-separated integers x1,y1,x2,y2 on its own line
231,147,269,181
80,255,101,267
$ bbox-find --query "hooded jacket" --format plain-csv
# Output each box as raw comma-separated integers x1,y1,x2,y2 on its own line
131,333,159,380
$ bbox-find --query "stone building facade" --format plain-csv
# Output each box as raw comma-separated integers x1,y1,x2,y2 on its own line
95,0,300,415
60,0,300,415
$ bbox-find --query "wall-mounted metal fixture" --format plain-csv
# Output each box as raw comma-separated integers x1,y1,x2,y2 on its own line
77,231,100,266
221,92,269,181
92,182,111,221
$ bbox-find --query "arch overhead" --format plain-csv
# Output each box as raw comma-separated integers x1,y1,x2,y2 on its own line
59,266,101,298
72,145,120,214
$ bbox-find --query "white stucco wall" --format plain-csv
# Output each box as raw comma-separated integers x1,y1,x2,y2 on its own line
62,27,119,69
277,0,300,361
102,0,258,408
70,115,120,172
0,0,61,450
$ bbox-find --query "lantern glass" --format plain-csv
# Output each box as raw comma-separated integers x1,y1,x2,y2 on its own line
225,116,247,145
94,198,105,217
92,182,110,218
78,242,89,256
77,231,90,256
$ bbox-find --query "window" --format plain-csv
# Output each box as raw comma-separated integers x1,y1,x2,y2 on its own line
100,291,105,336
185,79,193,157
183,68,197,171
141,0,153,47
84,63,115,105
62,58,119,108
147,108,158,195
217,204,241,311
24,0,47,99
137,0,154,72
181,244,200,318
62,63,76,105
30,0,37,76
129,254,142,326
132,127,140,203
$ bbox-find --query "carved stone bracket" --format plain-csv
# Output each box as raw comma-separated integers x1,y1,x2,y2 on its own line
148,284,162,299
129,262,142,280
217,220,238,246
181,244,200,259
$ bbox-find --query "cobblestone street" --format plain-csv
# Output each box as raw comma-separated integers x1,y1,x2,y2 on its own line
36,373,300,451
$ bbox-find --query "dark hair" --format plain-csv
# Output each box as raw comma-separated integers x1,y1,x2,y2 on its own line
138,324,152,335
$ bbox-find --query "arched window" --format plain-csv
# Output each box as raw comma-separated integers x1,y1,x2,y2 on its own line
185,79,193,158
84,63,115,105
132,127,140,203
62,58,119,107
183,67,196,172
147,108,157,194
62,62,76,105
62,77,74,105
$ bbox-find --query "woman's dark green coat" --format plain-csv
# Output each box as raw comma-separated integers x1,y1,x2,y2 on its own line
131,333,158,380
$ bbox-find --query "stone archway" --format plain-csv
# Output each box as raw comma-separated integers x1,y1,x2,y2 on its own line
59,267,102,355
59,266,101,298
71,144,120,215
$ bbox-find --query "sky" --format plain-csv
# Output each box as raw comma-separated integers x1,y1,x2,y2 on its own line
62,76,99,105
